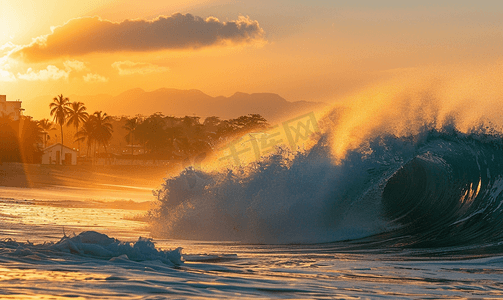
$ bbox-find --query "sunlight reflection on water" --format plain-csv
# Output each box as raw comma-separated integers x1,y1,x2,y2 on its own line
2,190,503,299
0,197,149,243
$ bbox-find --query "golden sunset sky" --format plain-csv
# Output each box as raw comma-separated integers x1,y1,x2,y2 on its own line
1,0,503,119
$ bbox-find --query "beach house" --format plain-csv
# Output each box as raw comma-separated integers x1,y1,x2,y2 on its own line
41,143,78,165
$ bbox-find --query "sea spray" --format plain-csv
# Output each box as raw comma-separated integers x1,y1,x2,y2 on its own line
149,135,400,244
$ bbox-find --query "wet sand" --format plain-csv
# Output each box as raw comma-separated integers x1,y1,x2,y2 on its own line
0,162,176,189
0,162,181,206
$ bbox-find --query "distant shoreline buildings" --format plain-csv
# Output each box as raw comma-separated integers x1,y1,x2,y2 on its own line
0,95,23,121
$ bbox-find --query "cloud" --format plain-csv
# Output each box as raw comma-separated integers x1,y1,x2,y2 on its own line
0,59,16,82
64,60,86,71
112,60,169,75
83,73,108,83
0,68,16,82
0,42,17,51
17,65,69,81
12,14,265,62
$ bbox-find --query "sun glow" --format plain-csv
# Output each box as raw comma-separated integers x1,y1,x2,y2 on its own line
0,5,15,45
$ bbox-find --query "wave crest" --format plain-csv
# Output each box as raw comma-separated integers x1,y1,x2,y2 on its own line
149,125,503,247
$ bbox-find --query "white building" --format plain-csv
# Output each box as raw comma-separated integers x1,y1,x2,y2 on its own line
0,95,23,121
41,143,78,165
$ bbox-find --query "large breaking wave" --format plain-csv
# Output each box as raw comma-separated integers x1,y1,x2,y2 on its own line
149,122,503,247
149,67,503,247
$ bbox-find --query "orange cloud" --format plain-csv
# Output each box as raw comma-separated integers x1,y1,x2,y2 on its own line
63,60,87,72
83,73,108,83
0,58,15,82
17,65,69,81
12,14,265,62
0,68,16,82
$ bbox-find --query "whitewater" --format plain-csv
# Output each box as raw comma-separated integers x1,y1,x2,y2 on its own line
4,69,503,298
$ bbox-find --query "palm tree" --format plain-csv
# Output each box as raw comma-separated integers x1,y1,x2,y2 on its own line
37,119,54,148
66,102,88,156
49,94,70,164
75,112,113,165
75,117,95,158
92,111,113,154
123,117,139,156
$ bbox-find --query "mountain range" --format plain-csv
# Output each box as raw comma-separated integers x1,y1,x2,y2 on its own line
26,88,327,122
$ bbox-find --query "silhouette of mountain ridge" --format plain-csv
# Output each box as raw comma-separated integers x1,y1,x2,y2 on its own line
26,88,326,122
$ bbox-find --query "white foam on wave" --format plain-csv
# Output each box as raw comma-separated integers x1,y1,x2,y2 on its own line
2,231,183,266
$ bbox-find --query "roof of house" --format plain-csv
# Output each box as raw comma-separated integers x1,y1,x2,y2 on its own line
43,143,78,153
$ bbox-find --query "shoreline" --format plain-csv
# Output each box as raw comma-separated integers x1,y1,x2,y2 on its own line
0,162,180,204
0,162,177,190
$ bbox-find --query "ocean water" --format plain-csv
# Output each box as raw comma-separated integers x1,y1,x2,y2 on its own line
3,123,503,299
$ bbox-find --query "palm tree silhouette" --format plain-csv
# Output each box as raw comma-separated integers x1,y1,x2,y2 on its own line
93,111,113,145
75,117,95,158
93,111,114,164
49,94,70,164
123,117,139,156
37,119,54,148
75,111,113,165
66,102,89,156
